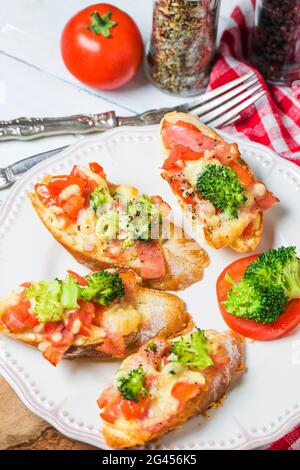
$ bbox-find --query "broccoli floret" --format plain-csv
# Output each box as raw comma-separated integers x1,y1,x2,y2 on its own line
244,246,300,299
26,280,64,323
196,164,246,218
90,188,111,212
223,279,288,324
78,271,124,305
170,329,213,370
117,367,147,402
126,194,162,242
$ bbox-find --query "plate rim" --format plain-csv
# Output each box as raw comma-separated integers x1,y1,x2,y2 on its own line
1,124,300,450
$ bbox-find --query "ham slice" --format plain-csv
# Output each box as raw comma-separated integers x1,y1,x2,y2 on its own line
136,241,166,280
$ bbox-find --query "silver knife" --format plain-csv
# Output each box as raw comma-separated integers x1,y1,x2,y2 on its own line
0,108,172,141
0,146,68,189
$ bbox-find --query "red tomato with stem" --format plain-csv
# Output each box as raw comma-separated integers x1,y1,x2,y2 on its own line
61,3,144,90
216,255,300,340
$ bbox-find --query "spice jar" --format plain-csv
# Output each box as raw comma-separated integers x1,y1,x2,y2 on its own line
145,0,221,96
251,0,300,85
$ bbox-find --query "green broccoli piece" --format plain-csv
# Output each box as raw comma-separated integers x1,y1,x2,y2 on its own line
126,194,162,242
196,164,247,218
170,329,213,370
26,276,79,323
90,187,111,212
223,279,288,324
117,367,147,402
244,246,300,299
78,271,124,305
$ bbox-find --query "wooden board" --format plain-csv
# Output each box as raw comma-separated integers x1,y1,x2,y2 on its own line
0,377,95,450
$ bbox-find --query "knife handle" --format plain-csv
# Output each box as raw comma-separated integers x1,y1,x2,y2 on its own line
0,111,118,141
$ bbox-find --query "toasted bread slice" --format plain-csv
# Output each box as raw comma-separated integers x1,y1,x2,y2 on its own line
160,112,278,252
0,270,192,366
29,166,208,290
98,329,244,448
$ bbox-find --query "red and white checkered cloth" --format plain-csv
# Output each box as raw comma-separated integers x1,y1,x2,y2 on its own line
209,0,300,450
209,0,300,166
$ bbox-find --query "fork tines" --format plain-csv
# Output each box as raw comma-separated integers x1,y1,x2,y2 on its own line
186,72,265,128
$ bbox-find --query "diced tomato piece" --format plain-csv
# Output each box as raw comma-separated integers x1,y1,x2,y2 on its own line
228,160,255,188
21,282,32,288
1,299,38,332
171,382,201,403
98,332,126,358
98,386,122,424
1,311,26,332
43,345,68,366
61,195,85,220
93,305,105,327
242,222,253,238
46,175,86,196
136,241,166,280
77,300,95,327
89,162,106,179
161,172,196,206
35,183,58,207
120,396,149,420
67,270,88,286
162,145,204,170
44,321,61,335
83,179,98,202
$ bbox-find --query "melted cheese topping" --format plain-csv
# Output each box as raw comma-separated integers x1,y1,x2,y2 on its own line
102,305,141,336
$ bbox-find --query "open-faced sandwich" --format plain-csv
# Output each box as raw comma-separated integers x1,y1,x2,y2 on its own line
160,112,279,252
29,162,208,291
217,246,300,340
0,269,191,366
98,328,244,448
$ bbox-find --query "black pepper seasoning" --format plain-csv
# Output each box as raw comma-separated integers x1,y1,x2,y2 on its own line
251,0,300,84
145,0,221,96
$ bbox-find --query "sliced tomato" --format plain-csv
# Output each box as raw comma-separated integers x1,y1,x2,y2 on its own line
89,162,106,179
77,300,95,335
120,396,149,420
67,270,88,286
93,305,105,327
216,255,300,340
162,145,204,170
171,382,201,403
61,195,85,220
136,241,166,280
46,175,86,196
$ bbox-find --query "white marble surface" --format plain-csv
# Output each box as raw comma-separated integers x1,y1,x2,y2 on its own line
0,0,241,199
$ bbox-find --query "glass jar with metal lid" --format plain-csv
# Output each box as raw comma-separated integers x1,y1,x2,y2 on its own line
251,0,300,85
145,0,221,96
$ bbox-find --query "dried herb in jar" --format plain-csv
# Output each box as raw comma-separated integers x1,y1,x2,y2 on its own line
146,0,221,96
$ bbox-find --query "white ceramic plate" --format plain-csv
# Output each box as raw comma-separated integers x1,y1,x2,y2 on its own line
0,126,300,450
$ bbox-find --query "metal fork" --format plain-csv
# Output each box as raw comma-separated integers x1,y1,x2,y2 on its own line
0,72,264,141
0,72,265,189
